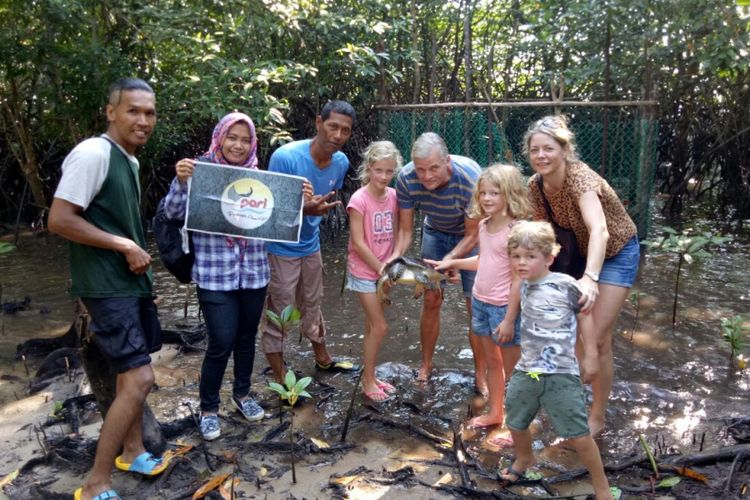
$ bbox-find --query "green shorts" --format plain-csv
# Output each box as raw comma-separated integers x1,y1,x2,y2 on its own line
505,370,590,439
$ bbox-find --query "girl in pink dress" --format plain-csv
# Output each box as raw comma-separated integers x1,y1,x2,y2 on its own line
345,141,402,401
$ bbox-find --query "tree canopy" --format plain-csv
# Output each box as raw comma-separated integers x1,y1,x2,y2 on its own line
1,0,748,224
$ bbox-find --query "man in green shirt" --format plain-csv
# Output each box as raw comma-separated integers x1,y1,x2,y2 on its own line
49,78,167,500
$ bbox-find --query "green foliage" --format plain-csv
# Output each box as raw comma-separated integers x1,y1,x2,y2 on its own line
49,400,64,419
720,314,749,361
1,0,749,222
644,226,732,325
656,476,682,488
643,226,732,264
267,371,312,407
265,305,301,334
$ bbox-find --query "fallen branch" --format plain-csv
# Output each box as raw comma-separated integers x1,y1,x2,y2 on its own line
665,444,750,466
452,421,471,487
361,412,452,448
724,449,750,493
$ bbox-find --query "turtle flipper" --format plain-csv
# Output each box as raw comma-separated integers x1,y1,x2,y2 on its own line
376,275,392,305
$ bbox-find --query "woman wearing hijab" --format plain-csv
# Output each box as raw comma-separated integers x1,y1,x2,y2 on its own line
164,112,269,440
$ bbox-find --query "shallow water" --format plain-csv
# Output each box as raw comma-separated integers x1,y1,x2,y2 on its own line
0,205,748,466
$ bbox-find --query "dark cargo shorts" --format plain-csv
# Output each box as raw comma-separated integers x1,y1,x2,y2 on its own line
82,297,162,374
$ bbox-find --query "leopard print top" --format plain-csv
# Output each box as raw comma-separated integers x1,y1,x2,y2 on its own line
528,161,637,258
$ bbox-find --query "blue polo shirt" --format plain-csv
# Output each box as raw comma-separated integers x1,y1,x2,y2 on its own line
266,139,349,257
395,155,481,235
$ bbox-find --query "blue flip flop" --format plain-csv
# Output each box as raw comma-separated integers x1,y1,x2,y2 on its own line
114,451,168,476
74,487,122,500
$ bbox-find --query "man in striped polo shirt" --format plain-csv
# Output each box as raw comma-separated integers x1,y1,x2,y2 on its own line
394,132,484,390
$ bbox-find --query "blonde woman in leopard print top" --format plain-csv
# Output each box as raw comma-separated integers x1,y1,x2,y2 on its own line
523,115,641,437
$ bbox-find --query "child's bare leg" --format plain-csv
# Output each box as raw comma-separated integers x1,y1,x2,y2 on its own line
358,292,389,401
499,428,536,480
566,435,613,499
469,336,504,427
500,345,521,379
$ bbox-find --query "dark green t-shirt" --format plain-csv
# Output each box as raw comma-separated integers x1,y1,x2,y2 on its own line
57,136,152,298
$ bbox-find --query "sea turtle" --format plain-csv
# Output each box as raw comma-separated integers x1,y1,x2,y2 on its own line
376,257,444,305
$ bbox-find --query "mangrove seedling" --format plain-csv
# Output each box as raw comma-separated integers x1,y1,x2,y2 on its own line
267,370,312,484
720,314,748,366
643,226,731,326
265,304,302,343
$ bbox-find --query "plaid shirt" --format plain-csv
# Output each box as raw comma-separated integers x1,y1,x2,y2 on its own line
163,176,270,291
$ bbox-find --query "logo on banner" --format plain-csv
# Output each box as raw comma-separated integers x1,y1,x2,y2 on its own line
221,178,274,229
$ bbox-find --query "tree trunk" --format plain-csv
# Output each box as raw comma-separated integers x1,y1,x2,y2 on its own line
76,306,166,456
1,79,48,218
599,8,612,176
462,0,473,155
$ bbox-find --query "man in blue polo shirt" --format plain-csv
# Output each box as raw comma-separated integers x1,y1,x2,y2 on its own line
394,132,484,389
262,100,358,382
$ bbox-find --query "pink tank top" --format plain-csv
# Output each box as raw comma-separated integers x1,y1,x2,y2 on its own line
472,219,515,306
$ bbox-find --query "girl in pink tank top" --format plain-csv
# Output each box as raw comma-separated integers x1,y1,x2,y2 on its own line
428,164,531,431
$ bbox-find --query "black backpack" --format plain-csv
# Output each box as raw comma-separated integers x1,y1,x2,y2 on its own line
153,198,194,284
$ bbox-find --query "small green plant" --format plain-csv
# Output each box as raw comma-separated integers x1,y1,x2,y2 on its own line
720,314,748,366
268,370,313,408
643,227,731,326
265,304,302,343
268,370,313,484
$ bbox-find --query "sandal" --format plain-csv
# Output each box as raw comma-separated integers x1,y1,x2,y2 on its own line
74,487,122,500
315,359,357,372
114,451,169,477
376,380,396,393
487,434,514,448
362,388,391,402
497,466,527,483
467,415,503,428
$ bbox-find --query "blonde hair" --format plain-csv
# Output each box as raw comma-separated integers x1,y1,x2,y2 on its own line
469,164,532,220
507,221,560,258
357,141,403,185
522,114,579,165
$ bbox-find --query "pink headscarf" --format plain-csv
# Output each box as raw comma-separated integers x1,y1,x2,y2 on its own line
205,112,258,168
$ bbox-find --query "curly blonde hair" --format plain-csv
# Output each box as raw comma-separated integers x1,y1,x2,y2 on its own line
357,141,403,186
522,114,579,165
507,221,560,258
469,164,531,220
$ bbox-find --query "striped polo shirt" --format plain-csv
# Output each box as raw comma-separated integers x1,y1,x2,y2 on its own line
395,154,481,234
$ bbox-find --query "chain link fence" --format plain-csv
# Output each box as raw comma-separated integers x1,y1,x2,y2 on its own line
376,102,659,238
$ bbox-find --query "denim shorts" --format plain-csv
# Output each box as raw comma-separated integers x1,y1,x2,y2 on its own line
471,296,521,347
600,236,640,287
82,297,162,374
421,224,478,296
345,273,377,293
505,370,590,439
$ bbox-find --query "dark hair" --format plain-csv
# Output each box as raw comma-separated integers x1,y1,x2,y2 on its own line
107,78,154,105
320,100,356,122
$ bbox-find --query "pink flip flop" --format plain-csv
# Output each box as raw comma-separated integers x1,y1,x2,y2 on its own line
363,388,391,402
376,381,396,393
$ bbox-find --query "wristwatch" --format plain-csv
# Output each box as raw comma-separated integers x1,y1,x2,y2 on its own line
584,270,600,282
